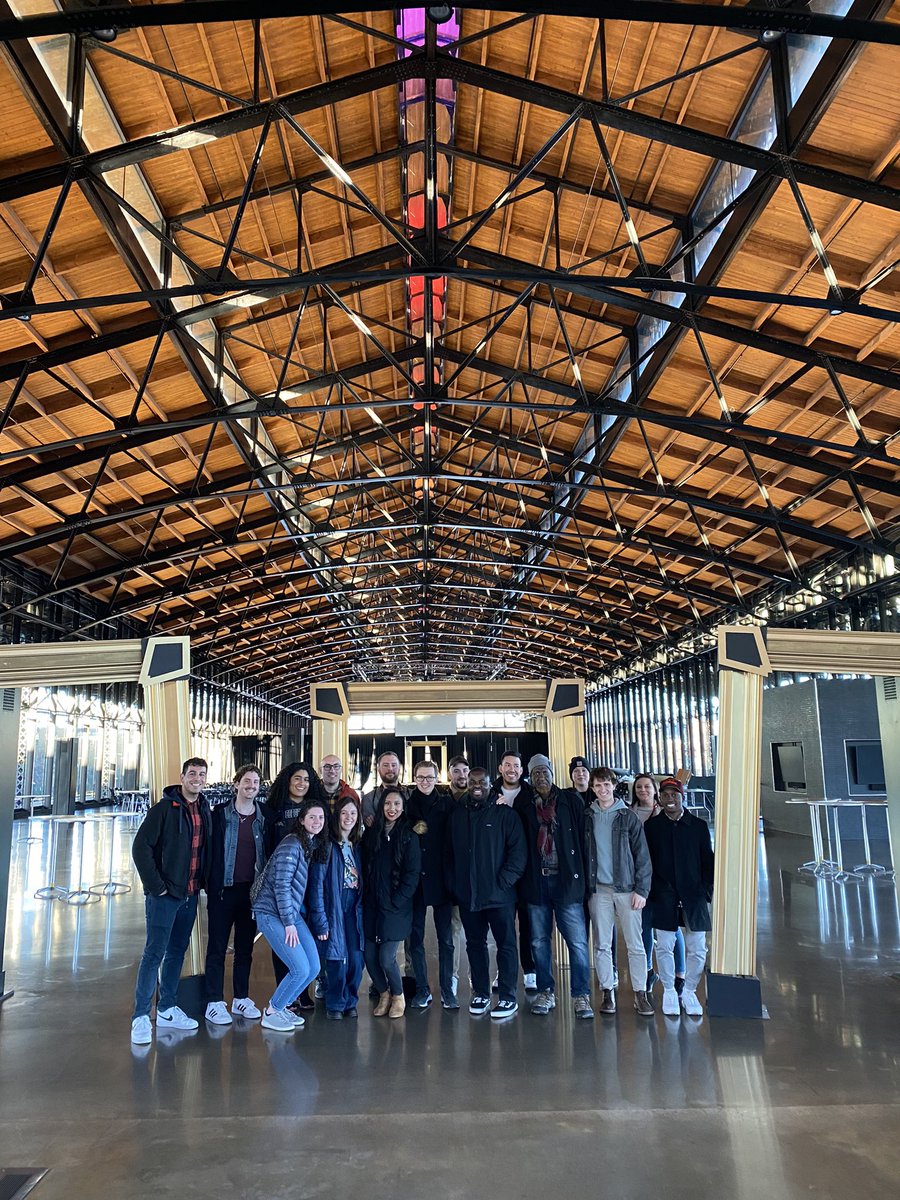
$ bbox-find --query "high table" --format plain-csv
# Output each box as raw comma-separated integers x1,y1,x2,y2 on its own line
787,798,894,881
88,812,132,896
30,814,113,904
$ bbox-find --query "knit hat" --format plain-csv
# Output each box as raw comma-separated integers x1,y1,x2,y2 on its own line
568,755,589,777
528,753,553,776
658,776,684,797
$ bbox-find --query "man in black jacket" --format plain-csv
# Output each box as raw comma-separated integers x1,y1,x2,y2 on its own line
407,760,457,1010
446,767,527,1019
130,757,212,1045
645,777,714,1018
518,754,593,1019
490,750,537,990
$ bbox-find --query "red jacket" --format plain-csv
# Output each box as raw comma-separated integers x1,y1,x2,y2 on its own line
325,779,359,811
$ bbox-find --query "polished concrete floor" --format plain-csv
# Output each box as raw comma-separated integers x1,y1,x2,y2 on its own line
1,818,898,1200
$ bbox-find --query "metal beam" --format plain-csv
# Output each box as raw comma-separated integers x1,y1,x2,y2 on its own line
3,3,900,48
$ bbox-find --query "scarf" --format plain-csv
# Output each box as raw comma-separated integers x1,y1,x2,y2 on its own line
535,794,557,862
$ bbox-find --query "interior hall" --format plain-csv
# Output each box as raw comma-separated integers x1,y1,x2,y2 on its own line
0,5,899,1200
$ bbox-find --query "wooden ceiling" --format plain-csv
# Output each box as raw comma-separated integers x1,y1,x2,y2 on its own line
0,3,898,704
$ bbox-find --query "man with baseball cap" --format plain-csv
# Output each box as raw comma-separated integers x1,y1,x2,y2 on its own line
644,776,715,1017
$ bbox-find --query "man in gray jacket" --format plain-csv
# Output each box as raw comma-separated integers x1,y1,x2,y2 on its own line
585,766,654,1016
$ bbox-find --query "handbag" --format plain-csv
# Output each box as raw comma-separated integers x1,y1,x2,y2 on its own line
249,856,272,906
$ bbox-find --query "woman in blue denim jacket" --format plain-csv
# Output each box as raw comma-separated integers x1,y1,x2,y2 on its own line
252,798,329,1032
203,764,269,1025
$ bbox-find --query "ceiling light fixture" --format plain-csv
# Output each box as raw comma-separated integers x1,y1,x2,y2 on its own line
162,129,218,149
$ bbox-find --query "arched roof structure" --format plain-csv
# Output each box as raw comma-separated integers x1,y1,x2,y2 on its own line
0,2,897,707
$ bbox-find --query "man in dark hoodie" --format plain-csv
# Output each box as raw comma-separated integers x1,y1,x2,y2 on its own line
585,765,654,1017
446,767,527,1020
130,757,213,1045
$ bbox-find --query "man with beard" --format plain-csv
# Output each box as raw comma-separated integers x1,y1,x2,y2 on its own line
446,767,526,1020
319,755,359,812
361,750,408,827
407,760,457,1010
490,750,537,990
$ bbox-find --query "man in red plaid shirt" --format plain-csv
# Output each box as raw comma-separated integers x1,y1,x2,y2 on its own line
130,757,212,1045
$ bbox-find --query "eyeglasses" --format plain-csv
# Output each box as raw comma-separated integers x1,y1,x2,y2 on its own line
321,763,341,770
415,774,436,782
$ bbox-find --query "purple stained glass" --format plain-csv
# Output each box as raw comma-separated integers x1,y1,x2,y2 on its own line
397,8,460,55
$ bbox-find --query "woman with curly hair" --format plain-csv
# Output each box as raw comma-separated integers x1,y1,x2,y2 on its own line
362,787,421,1019
252,797,330,1031
265,760,326,852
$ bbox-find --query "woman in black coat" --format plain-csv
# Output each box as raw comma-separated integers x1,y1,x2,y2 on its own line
361,787,421,1019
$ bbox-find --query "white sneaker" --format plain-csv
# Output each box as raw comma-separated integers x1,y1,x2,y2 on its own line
231,997,261,1019
523,973,537,991
681,989,703,1016
284,1008,305,1028
205,1001,232,1026
131,1015,152,1045
262,1007,297,1031
662,988,680,1016
157,1006,199,1031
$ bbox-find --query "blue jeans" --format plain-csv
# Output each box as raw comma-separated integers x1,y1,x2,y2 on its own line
133,892,199,1019
255,911,320,1011
324,887,365,1013
528,875,591,997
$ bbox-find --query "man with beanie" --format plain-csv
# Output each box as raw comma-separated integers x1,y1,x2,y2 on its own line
445,767,527,1019
645,777,714,1017
568,756,591,808
585,765,654,1016
519,754,593,1019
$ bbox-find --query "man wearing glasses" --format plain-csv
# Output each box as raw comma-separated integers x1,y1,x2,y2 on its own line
319,755,359,812
407,760,457,1009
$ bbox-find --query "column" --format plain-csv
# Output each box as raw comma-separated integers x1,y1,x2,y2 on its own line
546,714,585,773
312,716,349,772
0,687,22,1002
707,665,765,1017
143,677,201,974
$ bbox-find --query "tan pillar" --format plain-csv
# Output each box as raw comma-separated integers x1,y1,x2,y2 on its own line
312,717,349,774
546,714,585,975
710,666,763,977
143,677,201,973
547,714,585,773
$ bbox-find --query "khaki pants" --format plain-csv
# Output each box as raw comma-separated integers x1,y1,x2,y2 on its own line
589,885,647,993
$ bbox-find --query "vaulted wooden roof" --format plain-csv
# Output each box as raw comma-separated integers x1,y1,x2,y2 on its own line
0,3,898,703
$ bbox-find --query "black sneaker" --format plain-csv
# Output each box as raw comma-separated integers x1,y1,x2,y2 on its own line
411,988,432,1009
675,977,685,997
441,992,460,1011
491,999,519,1021
469,994,490,1016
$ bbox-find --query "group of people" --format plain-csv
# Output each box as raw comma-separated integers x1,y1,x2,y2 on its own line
129,748,714,1044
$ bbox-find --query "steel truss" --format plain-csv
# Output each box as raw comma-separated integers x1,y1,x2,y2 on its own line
0,3,897,698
